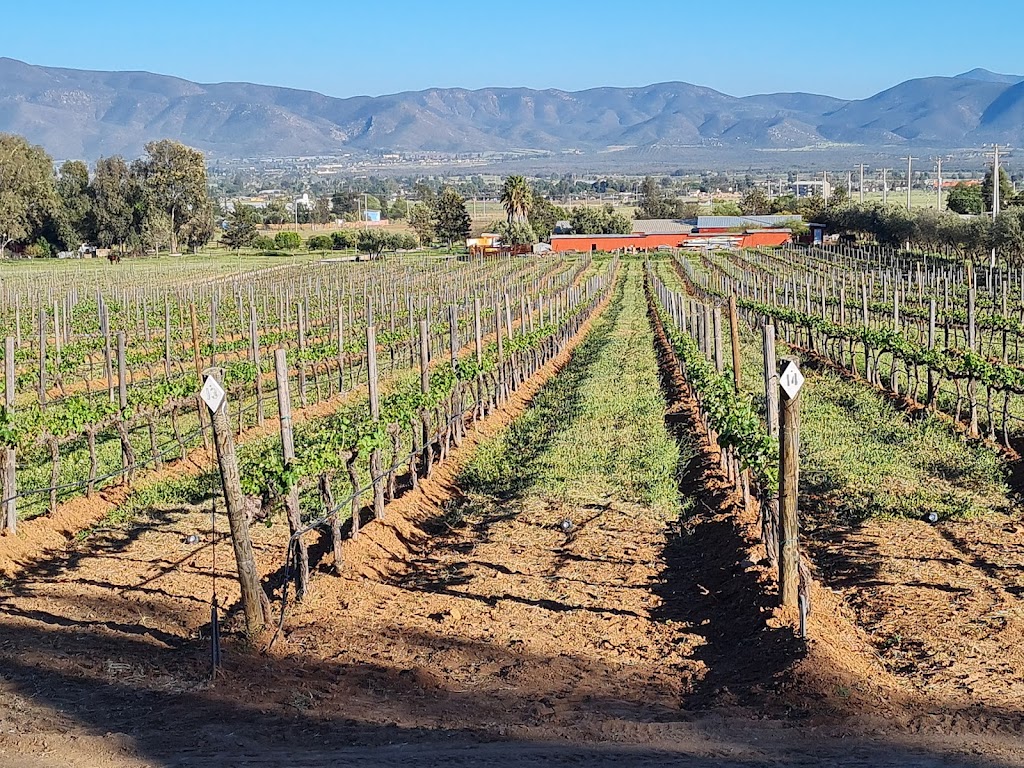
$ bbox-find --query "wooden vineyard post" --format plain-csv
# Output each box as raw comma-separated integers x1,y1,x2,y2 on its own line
101,300,114,402
926,298,937,408
296,304,308,407
762,325,780,439
164,299,172,378
115,332,136,486
2,337,16,535
761,324,780,566
419,319,432,477
336,303,346,394
250,305,264,426
473,298,484,417
728,294,741,392
366,324,385,520
190,302,212,453
712,304,724,374
274,349,309,600
37,309,47,408
778,357,803,609
201,368,269,637
967,284,979,437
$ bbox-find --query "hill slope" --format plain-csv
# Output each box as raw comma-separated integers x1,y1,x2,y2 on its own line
2,58,1023,160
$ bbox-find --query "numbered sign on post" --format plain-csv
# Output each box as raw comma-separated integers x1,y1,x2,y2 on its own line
200,376,226,413
779,360,804,400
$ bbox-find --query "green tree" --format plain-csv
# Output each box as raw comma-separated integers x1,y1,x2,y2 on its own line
274,231,302,250
569,204,632,235
500,175,532,224
982,167,1014,213
356,229,403,258
51,160,93,251
137,139,209,254
711,200,743,216
331,229,357,249
263,199,289,225
0,133,56,258
312,196,333,227
409,202,435,246
389,198,409,220
528,193,567,240
495,220,537,246
947,183,983,215
180,203,215,252
91,156,139,256
434,187,471,248
222,203,260,249
307,234,333,251
994,210,1024,262
739,187,769,215
636,175,687,219
331,190,358,217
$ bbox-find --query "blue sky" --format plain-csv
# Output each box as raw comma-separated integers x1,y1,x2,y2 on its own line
4,0,1021,99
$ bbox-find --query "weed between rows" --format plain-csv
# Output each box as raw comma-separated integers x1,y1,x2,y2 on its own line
694,256,1015,523
461,264,690,519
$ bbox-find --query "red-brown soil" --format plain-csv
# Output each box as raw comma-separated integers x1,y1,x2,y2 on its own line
0,280,1022,767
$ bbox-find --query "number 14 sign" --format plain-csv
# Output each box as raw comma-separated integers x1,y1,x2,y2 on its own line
779,360,804,400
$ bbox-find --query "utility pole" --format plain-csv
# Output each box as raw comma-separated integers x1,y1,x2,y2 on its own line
904,155,918,211
858,163,867,204
992,144,1002,219
822,170,829,203
934,157,944,210
881,168,891,206
987,144,1003,268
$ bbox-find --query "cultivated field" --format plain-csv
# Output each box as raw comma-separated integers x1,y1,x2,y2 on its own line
0,249,1022,767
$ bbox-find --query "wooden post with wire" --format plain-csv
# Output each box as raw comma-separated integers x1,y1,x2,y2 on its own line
201,367,268,637
2,337,16,535
778,357,803,609
728,294,741,392
366,324,385,520
274,348,309,600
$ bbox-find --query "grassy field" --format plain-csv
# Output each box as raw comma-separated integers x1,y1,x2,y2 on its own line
462,262,686,518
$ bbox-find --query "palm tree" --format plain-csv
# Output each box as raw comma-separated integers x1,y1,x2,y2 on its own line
500,175,532,225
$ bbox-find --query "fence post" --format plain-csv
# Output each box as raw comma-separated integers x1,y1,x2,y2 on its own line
274,348,309,599
728,294,741,392
250,304,264,426
2,337,16,535
712,304,724,373
419,319,433,476
778,357,803,609
190,302,212,453
37,309,47,408
366,324,385,520
202,367,268,637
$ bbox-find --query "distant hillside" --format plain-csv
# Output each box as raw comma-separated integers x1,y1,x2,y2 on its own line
955,68,1024,85
2,58,1023,162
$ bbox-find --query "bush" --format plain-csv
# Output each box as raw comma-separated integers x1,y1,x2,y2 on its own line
252,235,276,250
331,230,356,249
25,237,54,258
307,234,333,251
273,231,302,250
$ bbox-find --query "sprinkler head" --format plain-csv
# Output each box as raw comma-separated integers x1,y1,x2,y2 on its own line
922,512,939,525
185,533,201,545
559,519,573,533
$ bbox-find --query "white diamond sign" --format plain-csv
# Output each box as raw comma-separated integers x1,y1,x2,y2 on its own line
779,361,804,399
200,376,226,413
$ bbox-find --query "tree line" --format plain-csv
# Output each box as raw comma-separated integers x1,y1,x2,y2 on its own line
0,133,211,258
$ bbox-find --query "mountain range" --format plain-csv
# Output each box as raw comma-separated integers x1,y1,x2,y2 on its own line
1,58,1022,163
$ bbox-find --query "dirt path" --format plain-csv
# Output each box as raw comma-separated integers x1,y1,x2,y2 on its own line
2,266,1023,767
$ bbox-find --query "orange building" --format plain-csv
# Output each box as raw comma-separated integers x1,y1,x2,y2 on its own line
549,216,796,253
